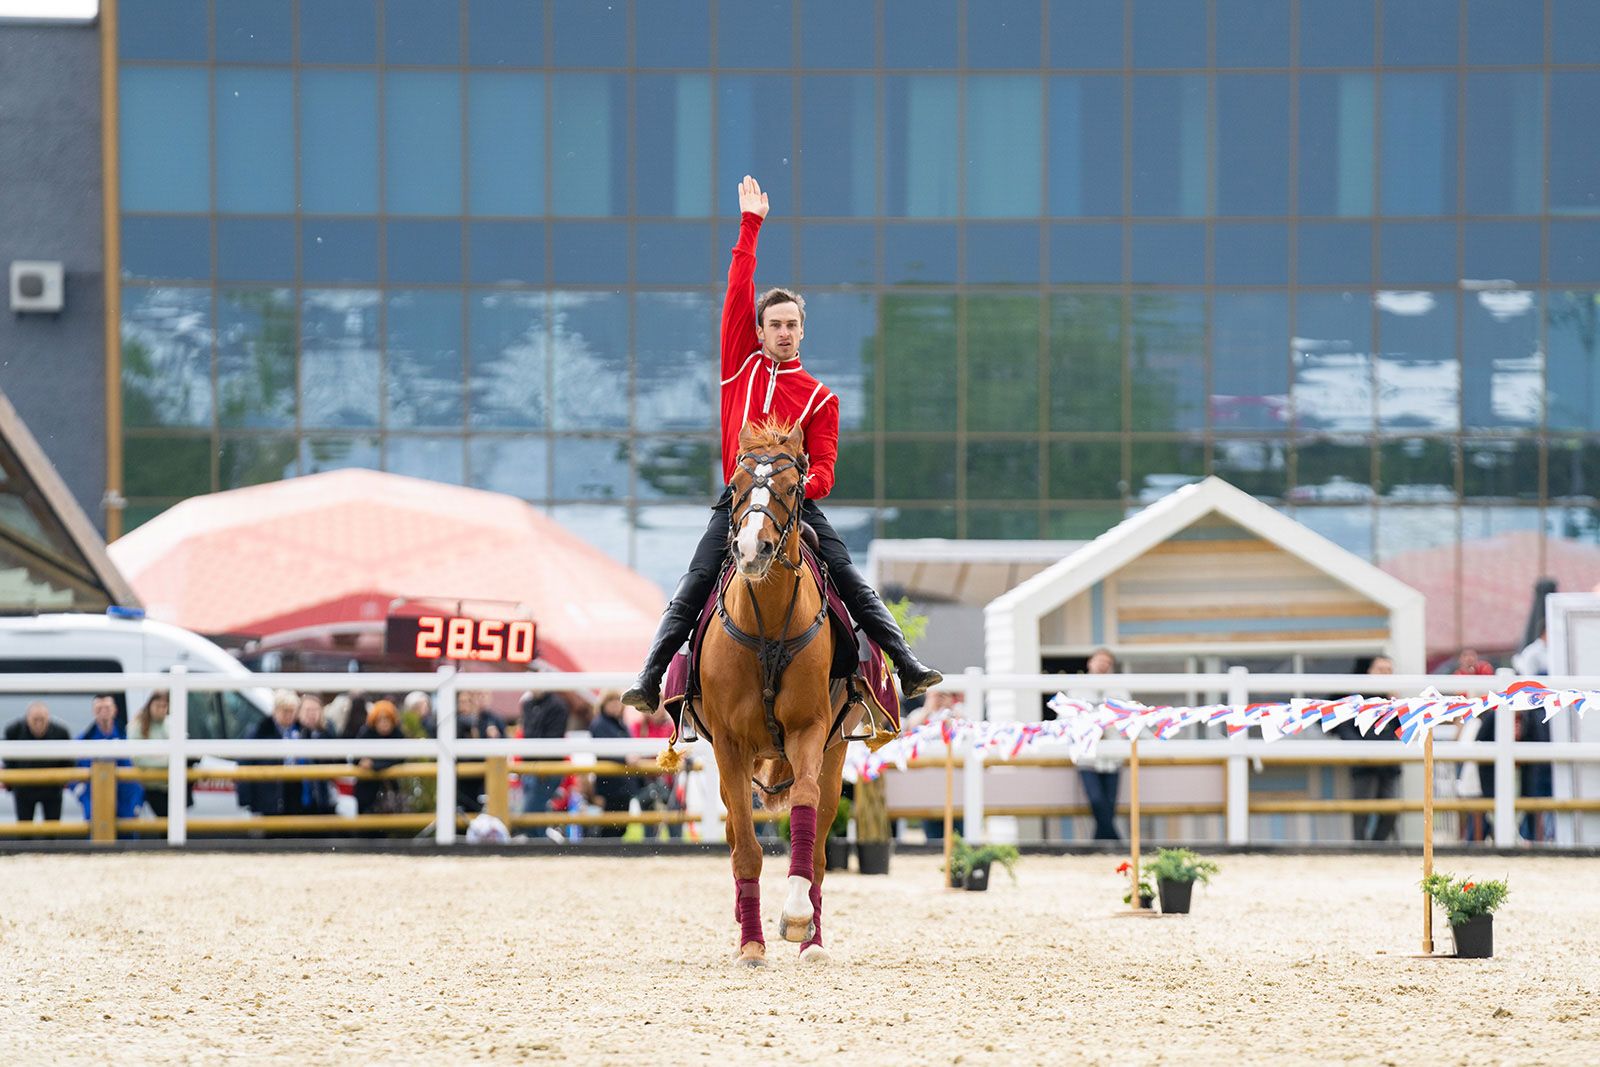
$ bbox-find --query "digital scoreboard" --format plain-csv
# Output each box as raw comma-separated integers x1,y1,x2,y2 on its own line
384,614,536,664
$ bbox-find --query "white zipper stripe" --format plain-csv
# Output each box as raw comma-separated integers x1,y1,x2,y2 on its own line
721,350,761,387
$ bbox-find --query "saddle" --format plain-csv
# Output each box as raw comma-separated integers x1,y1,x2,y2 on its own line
661,531,900,747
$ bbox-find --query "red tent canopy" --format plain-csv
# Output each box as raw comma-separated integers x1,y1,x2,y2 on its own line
108,470,664,673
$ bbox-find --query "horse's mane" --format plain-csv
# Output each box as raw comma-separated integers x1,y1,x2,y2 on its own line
739,418,800,451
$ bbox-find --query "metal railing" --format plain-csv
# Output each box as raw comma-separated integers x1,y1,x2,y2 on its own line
1,665,1596,848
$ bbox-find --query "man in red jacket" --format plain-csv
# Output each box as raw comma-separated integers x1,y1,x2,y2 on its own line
623,175,941,713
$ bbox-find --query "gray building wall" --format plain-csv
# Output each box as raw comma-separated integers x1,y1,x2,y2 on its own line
0,22,107,532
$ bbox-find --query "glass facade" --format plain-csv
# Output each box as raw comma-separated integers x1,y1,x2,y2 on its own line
117,0,1600,645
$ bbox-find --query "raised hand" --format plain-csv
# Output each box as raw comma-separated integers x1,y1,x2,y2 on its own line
738,174,770,219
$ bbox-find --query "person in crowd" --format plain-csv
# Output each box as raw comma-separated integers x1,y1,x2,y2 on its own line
587,690,636,838
3,701,72,824
74,693,144,827
455,690,488,813
1066,649,1131,842
1336,655,1402,842
1453,648,1495,676
519,688,570,816
339,691,370,739
630,704,683,839
354,699,405,816
127,691,178,819
242,689,299,817
285,693,336,817
402,691,432,736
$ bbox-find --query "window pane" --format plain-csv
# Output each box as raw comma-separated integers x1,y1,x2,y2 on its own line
387,291,464,430
1383,0,1458,66
1213,439,1288,500
1379,438,1456,501
216,0,291,64
469,221,543,284
1551,222,1600,284
718,0,790,65
882,440,956,500
799,224,876,285
300,0,376,62
217,289,295,429
552,74,626,216
302,435,381,475
218,218,294,282
1381,73,1457,217
966,296,1039,432
636,0,709,67
801,293,877,431
1379,221,1456,285
468,0,542,67
120,68,209,212
219,437,297,489
549,504,631,565
885,76,958,217
1463,222,1540,286
635,438,717,500
1549,438,1600,500
802,0,876,68
1293,438,1375,503
216,69,293,213
386,0,460,65
884,223,957,284
637,74,712,217
302,219,378,283
1547,292,1600,431
550,292,628,430
386,72,462,215
635,222,712,285
125,435,212,497
801,76,876,217
120,0,207,60
1463,441,1539,501
300,71,378,213
122,217,210,281
552,437,629,499
1217,75,1287,217
1049,441,1122,499
469,73,543,216
552,0,625,66
1132,0,1203,68
883,296,957,430
1130,439,1204,503
1464,73,1543,217
384,436,464,484
716,75,794,218
1298,74,1375,218
834,439,876,498
121,287,213,430
1049,0,1122,68
1049,76,1123,218
1131,76,1206,217
882,505,957,538
550,221,629,284
1297,222,1371,285
1553,0,1600,62
1216,0,1289,67
1300,0,1373,67
1211,293,1288,432
967,0,1040,68
885,0,955,68
966,76,1041,217
966,223,1040,284
386,220,463,284
1466,0,1545,65
1213,223,1287,285
1293,293,1373,434
1376,506,1460,647
1130,295,1204,432
1050,223,1123,283
1377,290,1458,432
967,443,1040,501
470,291,547,430
634,292,714,432
469,437,548,500
1049,293,1123,432
1046,507,1121,539
301,290,381,429
1464,291,1541,432
1551,74,1600,217
633,505,713,590
1130,223,1203,285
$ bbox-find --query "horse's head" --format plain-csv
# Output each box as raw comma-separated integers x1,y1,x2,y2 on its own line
729,420,808,580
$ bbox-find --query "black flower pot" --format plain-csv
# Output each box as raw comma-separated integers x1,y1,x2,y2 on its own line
1157,878,1194,914
1452,914,1494,958
825,837,851,871
964,861,992,891
856,840,892,875
949,864,965,888
1138,893,1156,910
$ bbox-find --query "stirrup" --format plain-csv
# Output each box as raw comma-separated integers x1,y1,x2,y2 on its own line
841,679,876,742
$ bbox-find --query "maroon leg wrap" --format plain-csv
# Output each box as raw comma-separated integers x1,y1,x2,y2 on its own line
801,883,824,951
735,877,764,946
788,804,818,880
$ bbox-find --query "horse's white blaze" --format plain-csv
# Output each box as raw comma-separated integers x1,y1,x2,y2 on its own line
783,874,813,922
755,462,773,477
734,486,772,567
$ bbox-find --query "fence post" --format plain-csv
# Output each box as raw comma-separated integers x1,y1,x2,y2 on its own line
1493,699,1517,848
167,665,188,845
90,759,116,843
485,756,510,827
1225,665,1250,845
962,666,987,842
435,671,458,845
697,748,722,842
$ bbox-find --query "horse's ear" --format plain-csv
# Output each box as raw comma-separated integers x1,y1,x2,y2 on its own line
737,422,761,450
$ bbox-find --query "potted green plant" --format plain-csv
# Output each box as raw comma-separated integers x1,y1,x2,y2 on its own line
1423,872,1509,958
854,777,892,875
1117,860,1155,909
826,795,852,871
1142,847,1219,914
961,840,1019,892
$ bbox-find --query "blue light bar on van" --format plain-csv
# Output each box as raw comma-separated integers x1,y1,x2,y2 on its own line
106,605,146,620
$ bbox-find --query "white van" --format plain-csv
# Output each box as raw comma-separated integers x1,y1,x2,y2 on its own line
0,612,270,739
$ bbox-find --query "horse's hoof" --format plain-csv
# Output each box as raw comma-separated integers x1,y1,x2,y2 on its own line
779,914,815,944
736,942,767,968
799,944,831,965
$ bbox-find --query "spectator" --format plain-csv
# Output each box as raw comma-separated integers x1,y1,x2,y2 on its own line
242,689,299,816
519,688,569,816
1336,655,1402,842
354,699,405,816
285,693,336,817
455,691,488,813
3,701,71,824
1066,649,1131,842
74,693,144,826
587,690,635,838
401,691,432,736
1453,648,1495,676
128,691,177,819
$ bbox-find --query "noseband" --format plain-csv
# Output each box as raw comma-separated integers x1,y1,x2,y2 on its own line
728,447,808,571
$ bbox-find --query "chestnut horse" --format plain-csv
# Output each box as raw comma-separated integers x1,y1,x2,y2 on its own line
697,420,853,967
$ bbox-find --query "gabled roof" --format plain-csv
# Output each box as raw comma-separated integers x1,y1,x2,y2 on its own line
985,476,1423,623
0,387,138,611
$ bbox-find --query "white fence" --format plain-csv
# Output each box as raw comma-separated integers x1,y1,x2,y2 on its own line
3,666,1599,849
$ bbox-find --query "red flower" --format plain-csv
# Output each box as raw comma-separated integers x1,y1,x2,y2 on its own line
1116,861,1131,874
1463,882,1476,891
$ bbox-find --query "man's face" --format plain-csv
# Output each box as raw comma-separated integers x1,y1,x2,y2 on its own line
25,704,49,736
1459,649,1480,670
1369,657,1394,675
91,697,116,730
297,697,323,729
1087,651,1115,674
757,302,804,361
273,702,297,728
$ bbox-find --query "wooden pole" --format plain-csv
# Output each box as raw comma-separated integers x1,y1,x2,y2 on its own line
1421,729,1435,954
90,760,116,843
1129,735,1142,909
943,737,956,887
485,757,511,827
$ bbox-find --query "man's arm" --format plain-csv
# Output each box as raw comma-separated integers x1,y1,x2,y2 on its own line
721,175,769,381
802,395,839,500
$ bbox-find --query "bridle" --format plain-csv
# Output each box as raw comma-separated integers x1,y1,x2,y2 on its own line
727,447,808,573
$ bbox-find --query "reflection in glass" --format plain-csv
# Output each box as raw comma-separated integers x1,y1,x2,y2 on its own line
801,77,875,217
967,0,1041,68
718,76,793,215
469,437,548,500
552,1,625,66
1380,222,1456,285
124,436,212,498
301,290,381,429
300,71,378,214
1291,438,1374,504
552,438,630,500
885,0,956,68
883,440,956,500
1467,0,1545,64
799,224,876,286
1130,224,1203,285
967,296,1039,432
302,219,379,283
1549,438,1600,501
967,442,1041,500
470,291,547,430
1050,293,1123,432
1463,222,1540,285
882,506,956,539
386,220,462,284
802,293,877,431
634,506,714,595
966,224,1039,284
1045,507,1122,540
1048,441,1122,500
833,438,875,498
120,0,207,59
387,436,466,485
217,69,293,213
1213,223,1288,285
122,217,209,281
470,222,543,285
468,0,540,66
1050,0,1122,68
636,75,712,217
968,509,1043,538
884,224,958,284
1051,224,1122,283
1213,439,1288,500
217,289,295,429
634,438,717,500
385,0,460,65
1130,295,1204,432
1300,0,1373,67
802,0,876,68
1463,441,1539,500
218,218,294,282
634,223,712,285
1294,293,1373,433
636,0,710,67
885,77,958,217
1379,438,1457,502
216,0,292,62
1132,0,1203,68
550,505,632,568
1374,506,1460,650
1383,0,1458,65
1286,504,1374,560
121,287,213,430
1464,290,1541,430
299,0,376,63
1049,76,1123,217
968,76,1041,217
387,291,464,430
551,222,629,285
1211,294,1288,432
551,74,626,216
1378,291,1459,432
550,292,628,430
634,292,715,432
219,437,297,490
1547,291,1600,431
1550,222,1600,284
302,435,381,475
1131,76,1206,217
1553,0,1600,63
469,73,543,216
120,68,210,212
720,0,791,67
883,296,957,430
1217,76,1288,217
1216,0,1290,67
1298,74,1374,218
1129,440,1204,504
1465,73,1543,217
1381,74,1457,217
1549,75,1600,216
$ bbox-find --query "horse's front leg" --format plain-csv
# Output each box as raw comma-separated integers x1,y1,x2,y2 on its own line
798,740,847,963
715,744,765,967
777,713,829,946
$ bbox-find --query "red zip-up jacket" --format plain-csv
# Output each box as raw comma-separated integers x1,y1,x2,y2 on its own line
720,213,838,500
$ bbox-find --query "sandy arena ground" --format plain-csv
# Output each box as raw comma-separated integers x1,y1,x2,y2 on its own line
1,851,1597,1065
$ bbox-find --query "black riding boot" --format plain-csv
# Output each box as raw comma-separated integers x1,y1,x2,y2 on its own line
836,566,943,699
